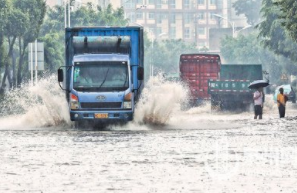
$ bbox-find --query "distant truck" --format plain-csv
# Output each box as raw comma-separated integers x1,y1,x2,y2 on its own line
208,64,263,110
180,54,221,106
58,26,144,127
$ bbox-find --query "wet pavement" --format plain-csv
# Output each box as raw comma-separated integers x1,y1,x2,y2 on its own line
0,77,297,192
1,102,297,193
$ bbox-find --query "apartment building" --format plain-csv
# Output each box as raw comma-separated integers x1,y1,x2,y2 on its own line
98,0,247,49
46,0,248,49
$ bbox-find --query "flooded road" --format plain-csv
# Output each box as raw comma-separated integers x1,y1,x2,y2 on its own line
1,77,297,192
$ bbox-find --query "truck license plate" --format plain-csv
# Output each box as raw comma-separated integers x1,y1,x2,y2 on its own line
94,113,108,119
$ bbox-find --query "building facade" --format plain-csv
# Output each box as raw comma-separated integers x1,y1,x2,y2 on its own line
122,0,223,48
106,0,247,49
46,0,248,49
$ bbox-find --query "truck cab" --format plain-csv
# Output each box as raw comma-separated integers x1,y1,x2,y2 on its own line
69,54,134,121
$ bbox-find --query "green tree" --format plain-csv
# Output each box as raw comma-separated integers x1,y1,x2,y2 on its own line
0,0,10,93
145,38,198,78
276,0,297,42
14,0,46,86
220,32,297,84
257,0,297,62
39,4,129,73
41,5,65,34
39,33,64,73
0,0,46,90
220,33,262,64
233,0,262,26
4,8,30,87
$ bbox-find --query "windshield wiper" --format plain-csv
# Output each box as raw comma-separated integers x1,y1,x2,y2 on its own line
122,73,128,87
98,68,109,88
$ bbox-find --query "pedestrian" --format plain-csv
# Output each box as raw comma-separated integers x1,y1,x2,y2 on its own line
253,87,264,119
277,87,287,118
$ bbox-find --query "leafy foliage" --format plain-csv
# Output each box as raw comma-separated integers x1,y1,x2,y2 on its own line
0,0,10,35
39,4,129,73
276,0,297,42
0,0,46,90
257,0,297,61
0,0,10,72
220,32,297,84
233,0,262,25
145,39,198,78
12,0,47,85
39,33,64,73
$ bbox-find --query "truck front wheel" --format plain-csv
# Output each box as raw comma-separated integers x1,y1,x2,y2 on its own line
211,98,221,111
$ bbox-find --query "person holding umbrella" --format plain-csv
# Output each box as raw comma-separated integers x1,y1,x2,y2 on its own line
277,87,288,118
253,87,264,119
249,80,269,119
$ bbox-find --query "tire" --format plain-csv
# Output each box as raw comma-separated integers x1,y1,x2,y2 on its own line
74,120,94,130
211,100,220,111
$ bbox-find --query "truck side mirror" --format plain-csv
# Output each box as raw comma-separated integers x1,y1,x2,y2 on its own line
58,69,64,82
137,67,144,80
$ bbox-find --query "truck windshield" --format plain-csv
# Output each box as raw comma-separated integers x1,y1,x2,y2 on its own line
73,61,129,92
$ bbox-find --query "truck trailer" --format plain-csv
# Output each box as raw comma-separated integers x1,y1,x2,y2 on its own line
58,26,144,127
180,54,221,106
208,64,263,110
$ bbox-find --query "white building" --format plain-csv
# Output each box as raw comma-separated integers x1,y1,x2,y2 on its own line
46,0,248,49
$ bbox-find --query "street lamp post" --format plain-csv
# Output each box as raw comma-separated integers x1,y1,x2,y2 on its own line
213,14,235,38
234,25,252,37
68,0,70,27
64,0,71,28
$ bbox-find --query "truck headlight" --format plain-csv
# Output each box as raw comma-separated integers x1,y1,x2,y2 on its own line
70,93,79,110
124,92,132,101
123,92,132,109
123,102,132,109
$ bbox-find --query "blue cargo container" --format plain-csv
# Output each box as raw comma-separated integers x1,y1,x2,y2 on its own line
58,27,144,127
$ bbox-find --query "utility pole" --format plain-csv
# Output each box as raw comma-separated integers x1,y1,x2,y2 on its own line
68,0,70,27
35,39,38,85
194,14,198,47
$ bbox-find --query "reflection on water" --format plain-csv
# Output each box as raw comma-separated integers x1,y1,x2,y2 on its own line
1,115,297,192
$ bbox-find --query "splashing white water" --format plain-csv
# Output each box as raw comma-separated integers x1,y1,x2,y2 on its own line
0,75,71,129
133,74,189,126
0,74,189,130
2,74,280,130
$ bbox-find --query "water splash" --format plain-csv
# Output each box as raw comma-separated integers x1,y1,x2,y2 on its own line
1,74,280,130
0,75,71,129
133,74,189,126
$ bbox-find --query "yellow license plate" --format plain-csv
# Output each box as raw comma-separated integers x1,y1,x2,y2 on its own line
94,113,108,119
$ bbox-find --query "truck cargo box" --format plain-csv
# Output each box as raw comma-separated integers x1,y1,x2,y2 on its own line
180,54,221,104
208,64,263,111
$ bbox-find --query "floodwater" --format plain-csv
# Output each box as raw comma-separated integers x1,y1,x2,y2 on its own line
1,76,297,193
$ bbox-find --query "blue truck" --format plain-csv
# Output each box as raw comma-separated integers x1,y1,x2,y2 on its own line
58,27,144,127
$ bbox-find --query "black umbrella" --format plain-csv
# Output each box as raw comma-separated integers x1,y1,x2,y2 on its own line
248,80,269,89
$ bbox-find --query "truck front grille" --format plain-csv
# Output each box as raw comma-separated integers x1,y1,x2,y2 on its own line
80,102,122,109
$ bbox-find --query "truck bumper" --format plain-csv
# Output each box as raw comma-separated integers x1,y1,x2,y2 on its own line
70,110,133,122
